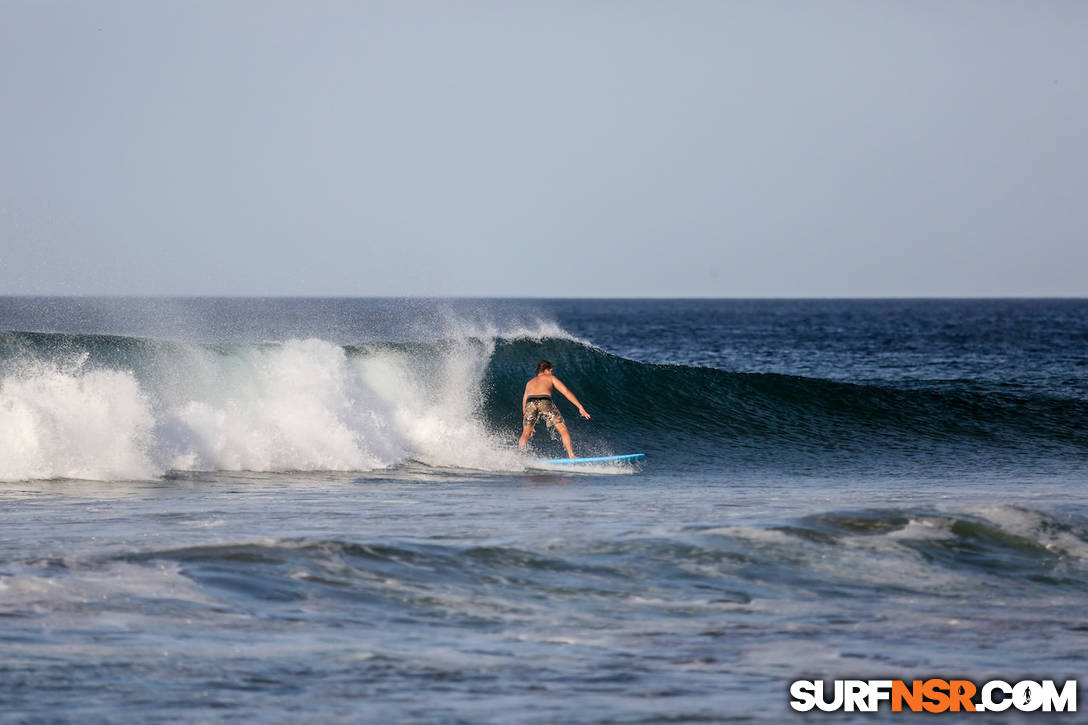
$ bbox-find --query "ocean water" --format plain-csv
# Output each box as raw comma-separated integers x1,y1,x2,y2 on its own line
1,297,1086,723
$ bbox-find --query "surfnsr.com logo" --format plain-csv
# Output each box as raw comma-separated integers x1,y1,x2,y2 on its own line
790,679,1077,713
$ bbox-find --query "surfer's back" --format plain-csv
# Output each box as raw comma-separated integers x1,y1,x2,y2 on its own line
524,374,556,397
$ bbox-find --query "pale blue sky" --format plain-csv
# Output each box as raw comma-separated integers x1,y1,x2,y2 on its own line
2,1,1086,296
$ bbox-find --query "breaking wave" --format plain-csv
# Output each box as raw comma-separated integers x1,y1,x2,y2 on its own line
2,330,1087,481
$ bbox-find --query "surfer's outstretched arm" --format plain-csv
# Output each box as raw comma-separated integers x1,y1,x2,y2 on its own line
553,378,591,419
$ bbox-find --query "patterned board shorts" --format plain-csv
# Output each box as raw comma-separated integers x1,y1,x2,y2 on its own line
523,398,564,432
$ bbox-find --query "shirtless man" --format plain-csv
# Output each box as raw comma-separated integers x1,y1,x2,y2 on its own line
518,360,591,458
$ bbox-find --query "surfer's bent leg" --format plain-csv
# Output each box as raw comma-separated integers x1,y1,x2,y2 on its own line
554,421,575,458
519,403,541,452
518,423,533,453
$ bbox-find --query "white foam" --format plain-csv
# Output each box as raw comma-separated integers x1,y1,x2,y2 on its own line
882,517,955,542
701,526,803,545
524,460,639,475
0,559,218,610
968,505,1088,560
0,323,557,480
430,310,591,346
160,339,404,472
704,521,967,594
0,357,158,481
353,337,522,471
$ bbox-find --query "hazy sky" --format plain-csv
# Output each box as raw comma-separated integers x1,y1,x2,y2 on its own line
2,1,1086,297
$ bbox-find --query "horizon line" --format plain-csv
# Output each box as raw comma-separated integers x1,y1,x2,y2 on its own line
1,294,1086,301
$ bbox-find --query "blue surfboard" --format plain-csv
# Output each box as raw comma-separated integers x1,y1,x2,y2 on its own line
534,453,645,465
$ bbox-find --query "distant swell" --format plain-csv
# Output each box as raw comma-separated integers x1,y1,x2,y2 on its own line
2,331,1087,481
63,505,1088,614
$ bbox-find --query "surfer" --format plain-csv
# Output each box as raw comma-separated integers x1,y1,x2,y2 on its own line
518,360,590,458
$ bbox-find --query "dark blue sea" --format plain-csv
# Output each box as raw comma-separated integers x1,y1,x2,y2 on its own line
1,298,1086,723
